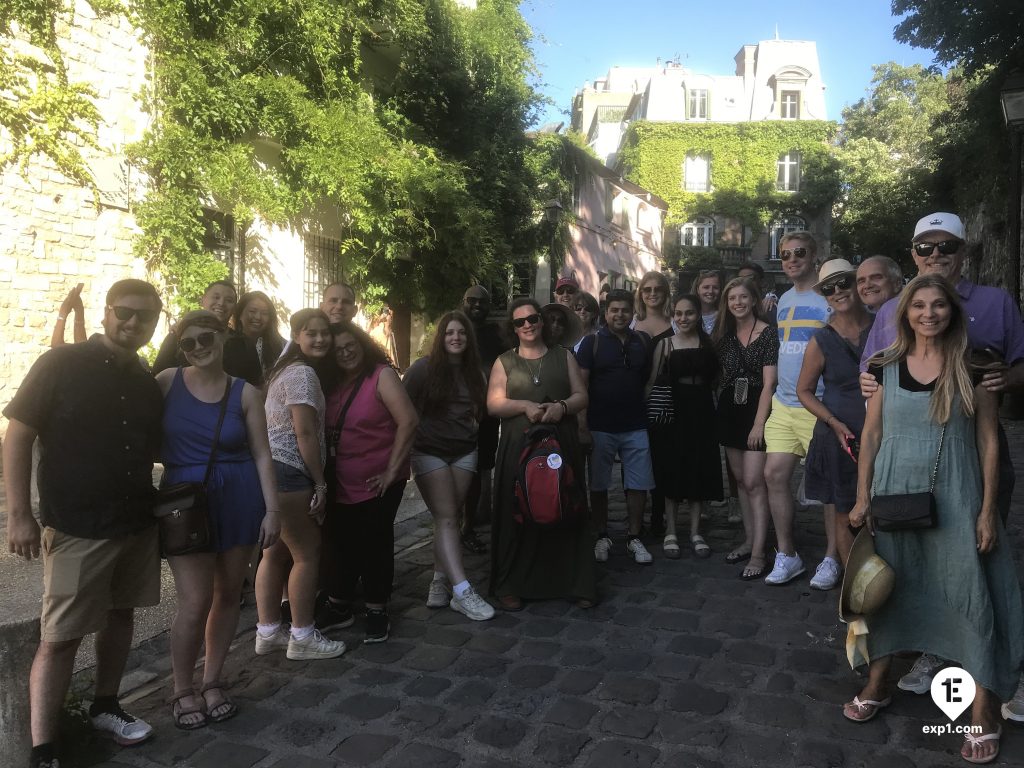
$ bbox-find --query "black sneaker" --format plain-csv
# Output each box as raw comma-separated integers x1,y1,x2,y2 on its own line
364,609,390,644
316,600,355,632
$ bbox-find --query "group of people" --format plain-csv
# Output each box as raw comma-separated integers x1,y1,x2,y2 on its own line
6,210,1024,766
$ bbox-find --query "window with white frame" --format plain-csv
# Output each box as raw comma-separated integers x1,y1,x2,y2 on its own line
683,153,710,192
680,217,715,247
780,90,800,119
688,89,708,120
776,151,801,192
770,216,807,257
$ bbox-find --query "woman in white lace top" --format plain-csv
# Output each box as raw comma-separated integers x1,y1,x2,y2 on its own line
253,309,345,661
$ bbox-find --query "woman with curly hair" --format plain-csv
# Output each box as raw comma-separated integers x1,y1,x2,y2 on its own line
404,311,495,621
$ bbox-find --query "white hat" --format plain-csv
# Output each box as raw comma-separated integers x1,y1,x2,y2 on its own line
913,212,964,241
812,258,857,292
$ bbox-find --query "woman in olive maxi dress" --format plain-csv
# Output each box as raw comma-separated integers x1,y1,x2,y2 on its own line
487,298,596,609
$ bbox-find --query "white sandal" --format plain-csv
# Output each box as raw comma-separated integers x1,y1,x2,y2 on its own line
962,725,1001,765
663,535,680,559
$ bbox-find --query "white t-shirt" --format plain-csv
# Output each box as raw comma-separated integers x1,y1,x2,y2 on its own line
265,363,326,473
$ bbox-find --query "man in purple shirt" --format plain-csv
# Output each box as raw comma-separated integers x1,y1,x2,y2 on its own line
860,211,1024,720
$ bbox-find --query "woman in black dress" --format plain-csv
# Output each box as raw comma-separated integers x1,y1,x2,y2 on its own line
645,295,722,558
712,278,779,579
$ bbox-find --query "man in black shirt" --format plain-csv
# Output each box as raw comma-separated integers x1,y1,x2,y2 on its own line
4,279,165,767
459,285,509,553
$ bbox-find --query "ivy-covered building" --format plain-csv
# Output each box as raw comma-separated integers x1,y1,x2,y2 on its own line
571,39,841,276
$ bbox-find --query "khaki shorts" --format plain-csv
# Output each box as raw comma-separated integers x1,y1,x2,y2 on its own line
764,396,817,456
40,526,160,642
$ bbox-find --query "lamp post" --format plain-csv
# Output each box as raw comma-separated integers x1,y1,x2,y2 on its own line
1000,71,1024,309
543,199,563,298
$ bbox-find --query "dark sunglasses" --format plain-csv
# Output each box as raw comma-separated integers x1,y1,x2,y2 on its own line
512,313,542,328
913,240,961,257
641,285,663,294
179,331,217,352
780,247,808,261
110,305,159,323
820,275,854,296
555,286,577,295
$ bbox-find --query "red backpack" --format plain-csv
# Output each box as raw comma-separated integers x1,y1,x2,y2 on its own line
513,424,585,527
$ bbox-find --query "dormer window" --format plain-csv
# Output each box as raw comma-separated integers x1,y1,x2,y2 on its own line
780,90,800,119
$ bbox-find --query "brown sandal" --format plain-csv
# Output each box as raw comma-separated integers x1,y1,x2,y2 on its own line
170,689,208,730
200,681,238,723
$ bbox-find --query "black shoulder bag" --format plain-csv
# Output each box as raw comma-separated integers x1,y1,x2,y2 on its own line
646,338,674,425
153,377,232,557
870,422,946,532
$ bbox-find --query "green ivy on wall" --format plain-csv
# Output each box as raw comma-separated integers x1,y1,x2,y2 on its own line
618,120,842,234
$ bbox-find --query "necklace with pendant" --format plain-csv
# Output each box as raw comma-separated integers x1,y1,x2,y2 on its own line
522,353,544,386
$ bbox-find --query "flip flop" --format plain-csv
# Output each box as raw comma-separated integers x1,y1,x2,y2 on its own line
663,535,681,559
740,556,766,581
962,725,1001,764
170,690,208,731
726,549,752,564
690,535,711,559
200,681,238,724
842,695,892,723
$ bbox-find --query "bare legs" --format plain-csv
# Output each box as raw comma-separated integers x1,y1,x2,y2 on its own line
256,489,321,629
663,499,703,539
416,466,475,585
830,504,855,567
726,447,769,564
764,452,799,556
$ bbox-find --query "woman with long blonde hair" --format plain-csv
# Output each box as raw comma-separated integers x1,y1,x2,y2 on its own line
846,275,1023,764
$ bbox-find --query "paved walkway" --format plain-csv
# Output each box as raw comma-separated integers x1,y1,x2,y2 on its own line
10,424,1024,767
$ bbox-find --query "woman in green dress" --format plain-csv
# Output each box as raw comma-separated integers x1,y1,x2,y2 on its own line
847,275,1024,764
487,298,596,610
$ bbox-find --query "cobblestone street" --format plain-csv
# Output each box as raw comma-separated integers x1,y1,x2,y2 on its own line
6,424,1023,768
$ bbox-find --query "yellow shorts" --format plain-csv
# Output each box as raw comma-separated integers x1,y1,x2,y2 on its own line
40,526,160,642
764,396,817,456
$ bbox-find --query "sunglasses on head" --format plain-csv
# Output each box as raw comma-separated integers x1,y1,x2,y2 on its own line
110,305,159,323
512,313,542,328
913,240,961,257
780,247,808,261
555,286,577,295
820,275,854,297
179,331,217,352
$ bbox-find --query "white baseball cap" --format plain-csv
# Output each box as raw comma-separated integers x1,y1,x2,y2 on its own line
913,212,965,241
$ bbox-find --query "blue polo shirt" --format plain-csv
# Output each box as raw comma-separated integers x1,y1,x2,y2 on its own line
576,327,651,433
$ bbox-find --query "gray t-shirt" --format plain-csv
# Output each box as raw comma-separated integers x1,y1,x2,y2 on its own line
403,356,480,460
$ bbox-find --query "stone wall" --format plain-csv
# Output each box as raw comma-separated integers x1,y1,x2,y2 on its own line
0,0,150,437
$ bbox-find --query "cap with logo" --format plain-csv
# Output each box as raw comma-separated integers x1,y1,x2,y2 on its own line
913,212,965,241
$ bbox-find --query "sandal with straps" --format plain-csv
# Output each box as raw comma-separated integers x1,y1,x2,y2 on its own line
690,535,711,559
170,689,208,731
962,725,1001,765
200,680,238,724
663,535,681,559
842,695,891,723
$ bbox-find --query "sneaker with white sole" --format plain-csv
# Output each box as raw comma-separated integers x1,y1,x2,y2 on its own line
594,536,613,562
426,576,450,608
450,586,496,621
626,537,653,564
809,556,842,591
90,706,153,746
897,653,948,694
286,628,347,660
254,624,291,655
1001,677,1024,721
764,552,805,585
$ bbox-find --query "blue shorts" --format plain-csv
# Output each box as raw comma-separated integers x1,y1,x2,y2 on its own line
589,430,655,492
274,460,312,493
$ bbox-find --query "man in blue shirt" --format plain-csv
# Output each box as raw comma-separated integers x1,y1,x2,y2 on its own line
576,290,656,564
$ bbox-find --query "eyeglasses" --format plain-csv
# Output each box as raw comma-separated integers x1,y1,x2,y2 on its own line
335,342,359,355
178,331,217,352
110,305,159,323
820,275,854,297
913,240,961,257
554,286,577,296
780,247,808,261
512,313,542,328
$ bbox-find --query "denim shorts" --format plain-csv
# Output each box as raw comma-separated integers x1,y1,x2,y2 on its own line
274,460,313,492
410,450,478,477
589,429,655,492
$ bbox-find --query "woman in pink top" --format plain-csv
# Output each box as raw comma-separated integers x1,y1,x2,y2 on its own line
319,322,418,644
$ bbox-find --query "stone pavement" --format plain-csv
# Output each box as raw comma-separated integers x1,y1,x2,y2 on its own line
28,424,1024,767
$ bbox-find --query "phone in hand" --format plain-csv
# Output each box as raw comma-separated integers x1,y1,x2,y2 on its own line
842,436,860,464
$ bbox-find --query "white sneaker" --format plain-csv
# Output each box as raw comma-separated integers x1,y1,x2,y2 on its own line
286,628,347,660
254,624,291,655
809,556,842,591
594,536,613,562
91,707,153,746
1001,676,1024,721
764,552,805,585
450,586,496,621
426,576,450,608
898,653,948,694
626,538,653,564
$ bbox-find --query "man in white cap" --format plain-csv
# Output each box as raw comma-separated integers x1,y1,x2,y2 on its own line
860,211,1024,719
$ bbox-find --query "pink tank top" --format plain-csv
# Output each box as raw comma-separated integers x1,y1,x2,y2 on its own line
325,364,409,504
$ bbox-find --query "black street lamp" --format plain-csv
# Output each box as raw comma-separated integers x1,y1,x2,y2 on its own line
543,199,563,292
1000,71,1024,309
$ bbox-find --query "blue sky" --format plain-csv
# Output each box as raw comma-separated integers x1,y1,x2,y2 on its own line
520,0,941,127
